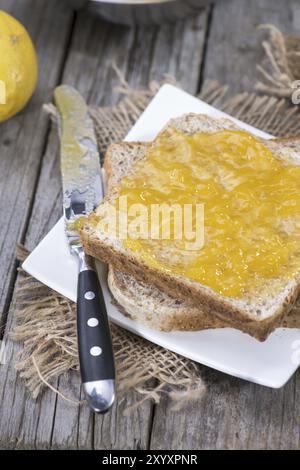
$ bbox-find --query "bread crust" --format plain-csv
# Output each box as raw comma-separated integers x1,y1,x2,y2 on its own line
82,227,297,340
108,268,300,340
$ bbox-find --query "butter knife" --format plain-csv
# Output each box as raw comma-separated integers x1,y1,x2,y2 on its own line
54,85,115,413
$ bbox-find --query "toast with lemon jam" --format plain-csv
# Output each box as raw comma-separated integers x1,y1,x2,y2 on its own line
81,114,300,340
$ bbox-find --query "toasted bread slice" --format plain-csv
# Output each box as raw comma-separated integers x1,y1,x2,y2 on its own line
105,126,300,339
108,266,228,331
81,114,300,339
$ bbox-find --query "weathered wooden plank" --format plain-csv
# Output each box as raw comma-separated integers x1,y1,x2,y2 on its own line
50,372,93,450
0,0,74,326
0,7,210,449
124,10,210,95
150,0,300,450
93,392,154,450
0,0,73,450
58,12,135,107
150,368,300,450
202,0,300,96
0,315,59,450
61,8,209,105
147,12,210,95
0,129,66,450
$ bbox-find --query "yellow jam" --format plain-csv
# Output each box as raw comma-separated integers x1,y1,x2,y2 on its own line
116,129,300,298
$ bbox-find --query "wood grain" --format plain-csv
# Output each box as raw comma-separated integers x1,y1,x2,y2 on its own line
60,8,209,105
150,367,300,450
149,0,300,451
0,299,59,449
0,0,74,327
0,5,209,449
1,0,300,450
48,7,209,450
203,0,300,96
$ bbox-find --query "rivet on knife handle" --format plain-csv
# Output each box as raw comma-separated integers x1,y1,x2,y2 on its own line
55,85,116,413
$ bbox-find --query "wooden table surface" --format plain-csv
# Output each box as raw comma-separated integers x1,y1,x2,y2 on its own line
1,0,300,450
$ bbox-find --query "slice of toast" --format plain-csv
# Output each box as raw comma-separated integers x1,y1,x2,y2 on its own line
108,266,233,332
81,114,300,340
105,143,300,340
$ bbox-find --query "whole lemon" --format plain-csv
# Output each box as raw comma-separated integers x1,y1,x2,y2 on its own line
0,10,38,122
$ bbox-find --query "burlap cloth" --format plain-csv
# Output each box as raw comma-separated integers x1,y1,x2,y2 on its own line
11,25,300,413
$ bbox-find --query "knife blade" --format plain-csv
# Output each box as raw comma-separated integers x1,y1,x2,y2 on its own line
54,85,115,413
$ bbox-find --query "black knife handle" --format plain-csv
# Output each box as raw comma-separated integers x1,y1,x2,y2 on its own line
77,269,115,383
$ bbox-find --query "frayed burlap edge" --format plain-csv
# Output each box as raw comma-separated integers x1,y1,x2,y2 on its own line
256,24,300,98
11,27,300,412
12,246,205,414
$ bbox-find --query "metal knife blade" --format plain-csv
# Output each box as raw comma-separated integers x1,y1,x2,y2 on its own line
55,85,115,413
54,85,103,247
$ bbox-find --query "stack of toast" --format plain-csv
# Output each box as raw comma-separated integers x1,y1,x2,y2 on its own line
81,114,300,341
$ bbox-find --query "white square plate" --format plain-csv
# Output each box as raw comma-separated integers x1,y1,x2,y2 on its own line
23,84,300,388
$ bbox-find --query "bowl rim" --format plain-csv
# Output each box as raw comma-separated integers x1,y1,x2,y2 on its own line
90,0,176,5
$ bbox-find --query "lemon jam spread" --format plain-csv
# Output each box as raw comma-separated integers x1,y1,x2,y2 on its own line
115,128,300,298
